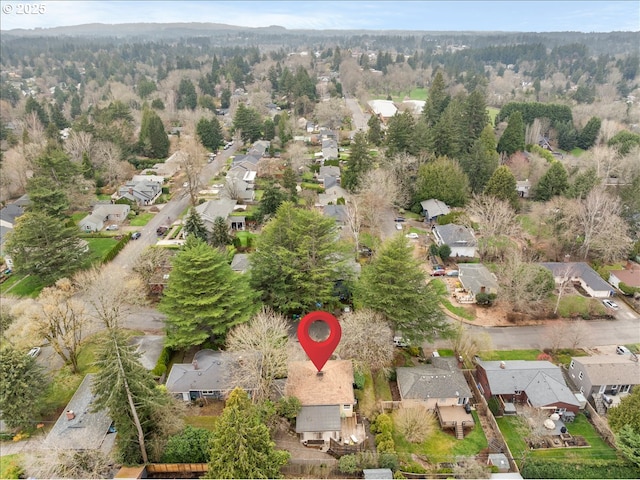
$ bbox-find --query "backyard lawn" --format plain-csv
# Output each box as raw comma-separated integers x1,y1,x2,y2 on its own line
0,274,44,298
85,237,119,265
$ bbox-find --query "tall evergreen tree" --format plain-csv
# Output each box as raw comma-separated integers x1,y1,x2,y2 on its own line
422,70,450,127
210,216,232,248
25,96,49,127
250,202,350,314
577,116,601,150
196,116,223,151
484,165,519,209
138,108,169,158
0,346,46,429
233,103,263,143
205,387,289,478
257,184,286,222
6,212,88,283
385,111,415,158
534,161,569,201
92,328,178,464
183,208,209,243
459,125,500,193
497,111,525,157
462,89,490,152
177,78,197,110
367,114,384,146
415,156,469,207
429,96,465,158
159,238,258,349
355,235,449,343
342,132,372,192
281,167,298,201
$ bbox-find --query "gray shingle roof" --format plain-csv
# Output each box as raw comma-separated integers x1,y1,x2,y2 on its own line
397,358,471,400
572,355,640,386
433,224,476,247
458,263,499,295
231,253,250,273
540,262,613,293
45,374,112,450
420,199,450,219
166,350,261,394
295,405,341,432
477,360,578,407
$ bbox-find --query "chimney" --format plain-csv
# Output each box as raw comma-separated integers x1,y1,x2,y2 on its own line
128,187,134,195
192,360,198,370
500,361,506,369
316,371,324,378
66,410,75,420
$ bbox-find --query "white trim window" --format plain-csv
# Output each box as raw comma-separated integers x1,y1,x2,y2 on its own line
579,372,584,380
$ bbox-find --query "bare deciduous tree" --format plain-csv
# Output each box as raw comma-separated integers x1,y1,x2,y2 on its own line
449,324,493,364
64,130,96,164
22,447,113,479
179,138,207,206
313,97,350,130
453,458,491,479
284,142,310,174
19,278,90,372
467,194,519,238
343,197,363,256
356,168,401,234
336,309,394,374
545,320,590,352
395,406,437,443
226,307,290,401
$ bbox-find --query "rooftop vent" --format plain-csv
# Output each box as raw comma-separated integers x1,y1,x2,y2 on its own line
500,361,506,369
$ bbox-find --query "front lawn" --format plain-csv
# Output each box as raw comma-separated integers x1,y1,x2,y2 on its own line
0,274,44,298
557,295,606,318
129,212,155,226
479,349,543,361
235,231,257,248
84,237,119,265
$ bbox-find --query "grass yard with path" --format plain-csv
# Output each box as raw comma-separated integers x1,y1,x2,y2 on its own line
0,454,22,479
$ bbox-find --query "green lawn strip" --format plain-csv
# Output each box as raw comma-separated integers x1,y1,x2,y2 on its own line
97,194,112,201
408,226,427,235
71,212,86,224
254,190,264,202
184,416,218,430
3,275,45,298
373,371,392,401
235,231,257,248
356,372,377,418
452,412,488,455
557,295,606,318
84,237,119,265
0,273,24,293
495,416,528,464
129,212,155,226
0,454,23,479
480,350,542,361
441,299,475,320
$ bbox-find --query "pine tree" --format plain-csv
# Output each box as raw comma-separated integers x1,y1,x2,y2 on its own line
139,108,169,159
250,202,350,314
159,238,258,349
497,111,525,157
367,114,384,146
6,212,88,283
196,117,223,151
416,156,469,207
484,165,519,209
459,125,500,193
205,387,289,478
183,208,209,243
577,116,601,150
281,167,298,201
0,347,46,429
534,162,569,201
177,78,197,110
257,184,286,221
342,132,372,192
210,216,232,247
422,70,450,127
355,235,449,343
385,111,416,158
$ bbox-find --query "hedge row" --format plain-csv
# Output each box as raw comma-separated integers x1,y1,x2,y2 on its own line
520,458,640,479
103,232,131,263
152,346,173,377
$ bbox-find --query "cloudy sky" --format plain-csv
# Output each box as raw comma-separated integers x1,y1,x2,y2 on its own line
1,1,638,32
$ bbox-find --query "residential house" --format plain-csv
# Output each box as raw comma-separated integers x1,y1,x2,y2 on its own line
316,185,348,207
152,151,184,177
568,354,639,414
166,349,261,402
396,357,474,439
475,360,581,415
0,202,24,256
318,166,341,189
45,374,113,450
608,261,640,291
285,360,362,447
195,198,245,231
457,264,499,303
432,224,477,258
322,204,347,227
227,161,258,187
232,154,261,167
115,180,162,206
540,262,614,298
420,199,451,223
223,177,255,203
78,204,131,232
247,140,270,159
306,121,315,133
516,179,531,198
367,99,398,122
132,174,165,184
322,138,339,160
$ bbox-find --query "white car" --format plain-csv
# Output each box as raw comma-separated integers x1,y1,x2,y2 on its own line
183,182,189,188
405,232,419,239
616,345,632,355
27,347,41,358
395,223,403,230
105,224,119,231
602,299,619,310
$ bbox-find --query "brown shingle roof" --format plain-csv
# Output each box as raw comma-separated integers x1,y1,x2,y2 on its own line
285,360,355,406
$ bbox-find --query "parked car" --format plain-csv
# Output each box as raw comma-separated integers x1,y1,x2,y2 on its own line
602,299,619,310
395,223,403,230
616,345,632,355
395,217,406,222
131,232,141,240
431,269,447,276
393,336,408,347
446,270,459,277
405,232,419,239
27,347,41,358
156,226,168,236
105,224,119,231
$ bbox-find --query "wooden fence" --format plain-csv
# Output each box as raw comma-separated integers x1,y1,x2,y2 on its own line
585,402,617,448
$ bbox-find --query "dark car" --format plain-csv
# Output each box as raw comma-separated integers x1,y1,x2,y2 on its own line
395,217,406,222
131,232,141,240
156,226,168,236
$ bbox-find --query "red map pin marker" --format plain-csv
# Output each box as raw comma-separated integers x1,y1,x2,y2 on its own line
297,311,342,372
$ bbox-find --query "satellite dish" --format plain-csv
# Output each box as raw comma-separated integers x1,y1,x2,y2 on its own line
550,413,560,421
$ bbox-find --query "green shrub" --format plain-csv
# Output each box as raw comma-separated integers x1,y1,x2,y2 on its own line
152,346,173,377
520,458,640,479
619,282,640,296
276,396,301,420
338,454,359,474
376,432,396,453
374,413,393,434
353,370,366,390
379,452,399,470
103,233,131,263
